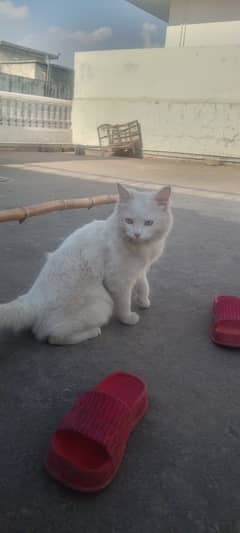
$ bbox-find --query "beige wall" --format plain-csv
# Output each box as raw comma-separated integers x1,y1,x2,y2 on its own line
0,126,72,144
73,47,240,159
166,0,240,47
35,63,47,80
0,62,36,78
0,62,48,80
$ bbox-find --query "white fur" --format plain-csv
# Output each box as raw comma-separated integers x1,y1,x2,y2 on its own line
0,185,173,345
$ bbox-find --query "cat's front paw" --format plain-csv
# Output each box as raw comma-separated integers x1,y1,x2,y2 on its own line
120,312,140,325
138,297,151,309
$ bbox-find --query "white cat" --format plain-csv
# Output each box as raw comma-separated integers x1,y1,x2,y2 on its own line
0,184,173,345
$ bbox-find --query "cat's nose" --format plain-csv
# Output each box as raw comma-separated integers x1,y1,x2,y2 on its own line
134,232,141,239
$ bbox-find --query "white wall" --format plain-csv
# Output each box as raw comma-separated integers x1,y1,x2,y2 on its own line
0,62,36,79
166,0,240,47
0,126,72,144
0,62,48,80
73,47,240,159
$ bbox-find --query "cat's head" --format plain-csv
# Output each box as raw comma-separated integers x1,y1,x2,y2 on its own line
116,183,172,244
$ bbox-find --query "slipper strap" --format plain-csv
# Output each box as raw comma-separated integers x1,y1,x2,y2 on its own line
214,296,240,323
58,391,131,459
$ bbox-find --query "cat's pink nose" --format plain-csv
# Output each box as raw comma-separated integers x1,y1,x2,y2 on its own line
134,232,141,239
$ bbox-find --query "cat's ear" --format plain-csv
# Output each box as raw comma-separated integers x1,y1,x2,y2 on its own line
154,186,171,208
117,183,132,203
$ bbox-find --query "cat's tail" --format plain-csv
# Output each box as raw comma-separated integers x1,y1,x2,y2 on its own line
0,295,33,333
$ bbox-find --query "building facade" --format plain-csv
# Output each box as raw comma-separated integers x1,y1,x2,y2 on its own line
0,41,73,100
0,42,72,147
72,0,240,160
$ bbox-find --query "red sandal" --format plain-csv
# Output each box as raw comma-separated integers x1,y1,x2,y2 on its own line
45,372,148,492
212,296,240,347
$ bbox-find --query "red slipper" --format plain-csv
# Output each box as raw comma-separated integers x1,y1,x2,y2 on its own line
45,372,148,492
212,296,240,347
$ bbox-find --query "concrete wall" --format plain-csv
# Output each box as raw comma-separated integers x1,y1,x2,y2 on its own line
0,91,72,145
0,125,72,145
35,63,47,81
0,62,37,78
166,0,240,47
73,47,240,159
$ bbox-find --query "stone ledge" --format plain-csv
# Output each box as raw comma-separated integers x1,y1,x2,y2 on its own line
0,143,74,152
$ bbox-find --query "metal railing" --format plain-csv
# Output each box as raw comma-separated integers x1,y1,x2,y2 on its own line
0,72,73,100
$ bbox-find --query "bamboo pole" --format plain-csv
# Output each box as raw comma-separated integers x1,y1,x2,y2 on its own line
0,195,118,224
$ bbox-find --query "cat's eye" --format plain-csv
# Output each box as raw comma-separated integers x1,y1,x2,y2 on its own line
144,220,154,226
125,217,134,225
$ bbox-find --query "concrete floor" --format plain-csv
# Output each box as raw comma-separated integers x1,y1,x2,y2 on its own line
0,153,240,533
2,150,240,200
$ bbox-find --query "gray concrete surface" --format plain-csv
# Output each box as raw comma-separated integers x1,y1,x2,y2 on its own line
3,150,240,200
0,153,240,533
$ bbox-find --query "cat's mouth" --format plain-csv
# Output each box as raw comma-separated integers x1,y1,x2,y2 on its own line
126,234,147,244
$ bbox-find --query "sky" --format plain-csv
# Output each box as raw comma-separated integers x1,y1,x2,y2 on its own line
0,0,166,67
